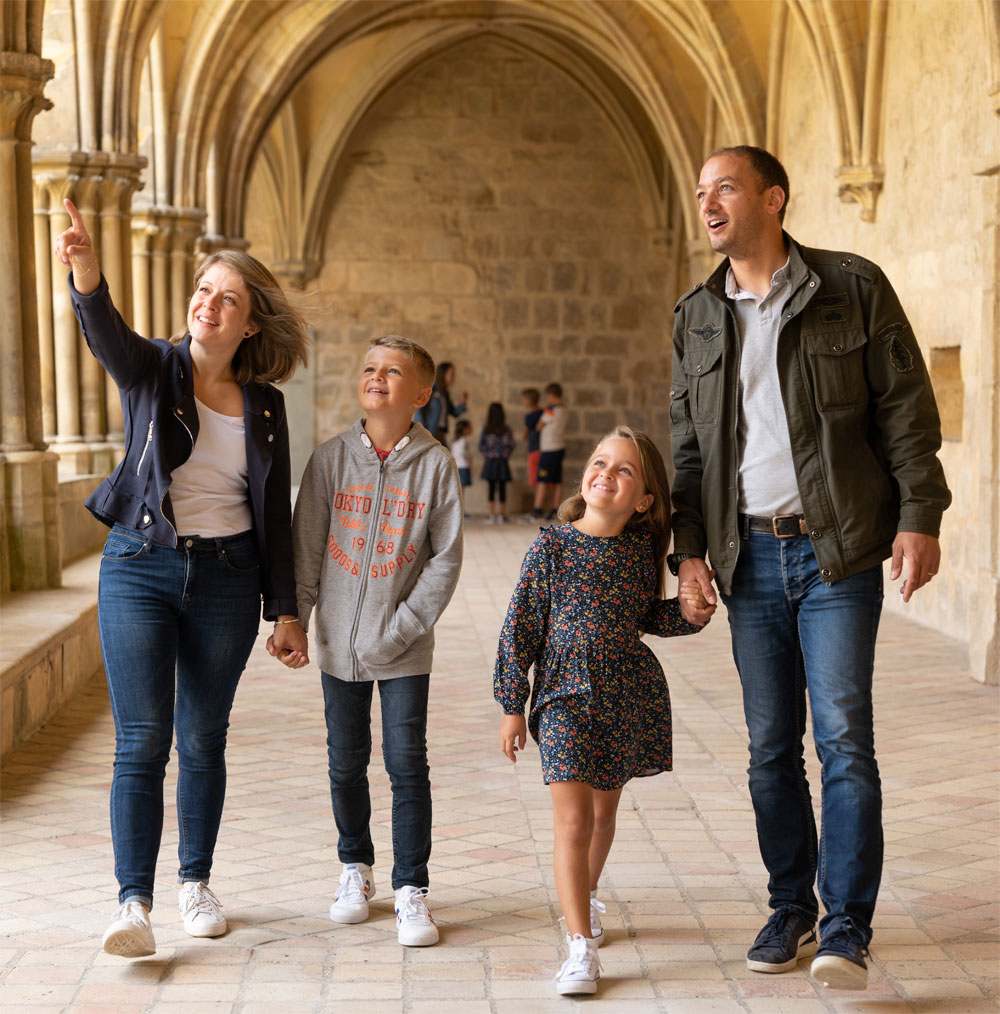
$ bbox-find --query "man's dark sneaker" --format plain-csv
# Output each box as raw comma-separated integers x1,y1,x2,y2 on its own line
811,919,869,989
746,908,818,973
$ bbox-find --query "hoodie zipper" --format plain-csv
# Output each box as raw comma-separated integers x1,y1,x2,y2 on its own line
136,420,154,475
348,455,387,681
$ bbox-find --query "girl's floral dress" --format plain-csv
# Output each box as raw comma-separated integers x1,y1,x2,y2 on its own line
494,523,703,790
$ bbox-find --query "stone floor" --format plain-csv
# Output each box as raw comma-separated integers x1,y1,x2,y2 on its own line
1,522,997,1013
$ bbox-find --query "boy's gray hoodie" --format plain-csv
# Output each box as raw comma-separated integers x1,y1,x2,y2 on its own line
293,420,463,681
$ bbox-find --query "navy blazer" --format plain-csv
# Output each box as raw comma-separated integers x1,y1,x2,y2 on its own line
70,274,296,620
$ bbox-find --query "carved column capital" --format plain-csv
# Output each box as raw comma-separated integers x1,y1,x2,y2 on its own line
0,51,54,140
272,258,322,289
837,164,885,223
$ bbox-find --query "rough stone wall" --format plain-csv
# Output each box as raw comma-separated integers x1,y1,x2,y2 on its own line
776,0,1000,667
276,36,672,491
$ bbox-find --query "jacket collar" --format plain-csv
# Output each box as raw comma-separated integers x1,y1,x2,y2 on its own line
703,232,819,311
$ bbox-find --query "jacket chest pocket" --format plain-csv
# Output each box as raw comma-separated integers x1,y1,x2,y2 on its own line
803,328,868,410
682,346,724,425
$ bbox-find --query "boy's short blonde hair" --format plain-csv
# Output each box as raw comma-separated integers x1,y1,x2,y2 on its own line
370,335,435,386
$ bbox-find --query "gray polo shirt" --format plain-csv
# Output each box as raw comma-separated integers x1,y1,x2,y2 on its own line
726,258,803,517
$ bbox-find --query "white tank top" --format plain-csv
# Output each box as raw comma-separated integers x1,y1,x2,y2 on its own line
170,397,252,536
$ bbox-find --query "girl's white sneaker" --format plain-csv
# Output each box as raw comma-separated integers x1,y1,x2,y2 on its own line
590,896,607,946
102,900,155,957
330,863,375,924
395,886,439,946
555,933,601,995
178,881,226,937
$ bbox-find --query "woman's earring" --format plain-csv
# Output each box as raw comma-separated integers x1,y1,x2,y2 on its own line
244,330,253,338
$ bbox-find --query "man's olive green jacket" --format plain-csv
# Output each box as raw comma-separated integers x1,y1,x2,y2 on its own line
669,236,951,593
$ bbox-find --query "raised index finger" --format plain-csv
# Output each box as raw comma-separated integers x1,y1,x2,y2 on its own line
63,198,85,231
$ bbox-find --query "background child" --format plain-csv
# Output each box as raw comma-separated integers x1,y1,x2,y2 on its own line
451,419,473,518
479,402,515,524
521,388,543,489
528,382,567,521
291,335,464,948
494,426,712,995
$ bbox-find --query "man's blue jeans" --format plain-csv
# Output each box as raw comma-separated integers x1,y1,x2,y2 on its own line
321,672,432,890
721,530,884,939
98,524,261,907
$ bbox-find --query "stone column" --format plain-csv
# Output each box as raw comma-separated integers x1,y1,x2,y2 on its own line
170,210,207,334
0,50,61,592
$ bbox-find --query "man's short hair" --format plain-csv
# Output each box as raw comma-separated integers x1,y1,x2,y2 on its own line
369,335,435,386
710,145,790,224
521,387,541,404
544,382,563,398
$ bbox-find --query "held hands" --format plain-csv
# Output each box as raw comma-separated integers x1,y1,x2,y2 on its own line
677,557,718,626
500,713,527,763
266,619,310,669
891,532,941,602
53,199,100,295
679,580,713,626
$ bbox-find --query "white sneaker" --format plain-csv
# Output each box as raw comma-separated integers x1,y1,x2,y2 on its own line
178,881,226,938
555,932,601,995
330,863,375,924
590,895,607,946
395,886,439,946
102,900,155,957
484,516,496,525
497,515,509,525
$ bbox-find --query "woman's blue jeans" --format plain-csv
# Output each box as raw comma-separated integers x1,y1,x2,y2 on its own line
321,672,432,890
721,530,884,939
98,523,261,907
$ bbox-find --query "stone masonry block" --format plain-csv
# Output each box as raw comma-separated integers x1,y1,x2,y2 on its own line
611,300,642,330
452,297,496,328
524,264,548,293
585,334,626,356
562,301,584,329
553,263,577,292
1,685,14,757
464,86,493,117
348,262,391,292
584,410,618,433
509,334,544,354
501,299,529,328
406,296,451,325
533,300,558,329
21,652,59,734
389,263,432,293
431,262,478,294
548,334,582,355
560,359,591,382
507,357,556,382
573,387,606,407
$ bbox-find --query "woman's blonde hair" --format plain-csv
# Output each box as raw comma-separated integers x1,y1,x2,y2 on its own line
557,425,672,595
173,249,310,386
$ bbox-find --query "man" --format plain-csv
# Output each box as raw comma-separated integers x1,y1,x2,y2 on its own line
668,146,950,990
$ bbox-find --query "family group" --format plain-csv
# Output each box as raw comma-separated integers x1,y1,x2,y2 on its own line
53,144,949,998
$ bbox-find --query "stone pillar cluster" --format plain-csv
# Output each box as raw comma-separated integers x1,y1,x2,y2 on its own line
32,152,145,477
0,49,61,592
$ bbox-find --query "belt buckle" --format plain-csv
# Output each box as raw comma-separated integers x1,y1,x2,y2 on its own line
771,514,797,538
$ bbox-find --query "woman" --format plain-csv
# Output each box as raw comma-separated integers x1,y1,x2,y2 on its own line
55,199,310,957
414,361,467,445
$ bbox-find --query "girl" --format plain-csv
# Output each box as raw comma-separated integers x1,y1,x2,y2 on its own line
451,419,473,517
494,426,712,995
479,402,515,524
56,199,310,957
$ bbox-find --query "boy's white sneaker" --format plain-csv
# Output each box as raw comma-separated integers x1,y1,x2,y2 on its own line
555,932,601,995
395,886,439,946
590,895,607,946
178,881,227,938
330,863,375,924
102,900,156,957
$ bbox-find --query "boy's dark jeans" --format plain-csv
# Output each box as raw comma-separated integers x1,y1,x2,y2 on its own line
321,672,432,889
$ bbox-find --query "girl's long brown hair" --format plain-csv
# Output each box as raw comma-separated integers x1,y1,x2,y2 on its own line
557,426,672,595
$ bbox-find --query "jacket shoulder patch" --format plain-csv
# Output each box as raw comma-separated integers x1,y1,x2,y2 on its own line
876,321,910,343
837,254,877,283
688,322,722,342
887,336,914,373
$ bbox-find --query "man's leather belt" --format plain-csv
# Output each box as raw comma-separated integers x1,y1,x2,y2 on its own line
740,513,809,538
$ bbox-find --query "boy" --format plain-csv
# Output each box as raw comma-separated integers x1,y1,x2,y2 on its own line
527,382,567,520
521,388,543,490
290,335,464,946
